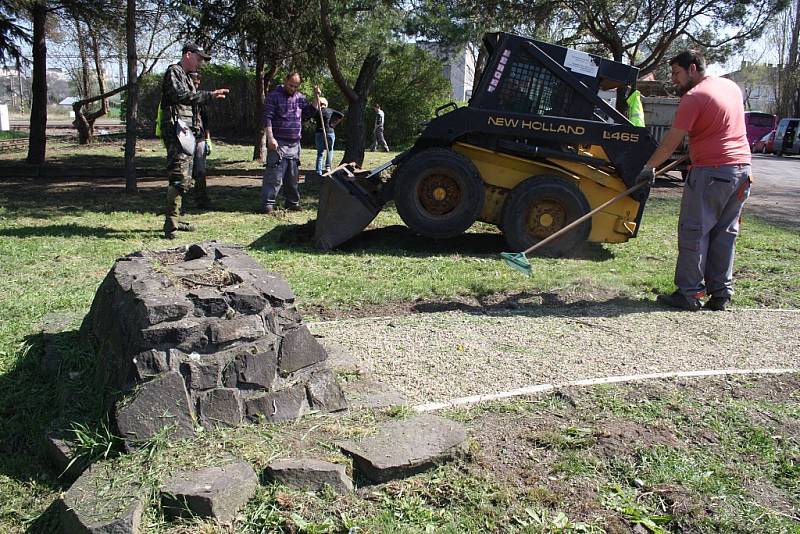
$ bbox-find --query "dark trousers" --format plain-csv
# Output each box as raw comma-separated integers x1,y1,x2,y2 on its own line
261,141,301,208
164,137,194,234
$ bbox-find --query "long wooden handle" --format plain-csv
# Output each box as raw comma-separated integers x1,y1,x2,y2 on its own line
316,93,330,156
521,156,689,256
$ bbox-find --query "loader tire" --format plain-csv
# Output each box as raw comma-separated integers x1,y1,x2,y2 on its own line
393,148,485,239
501,175,591,256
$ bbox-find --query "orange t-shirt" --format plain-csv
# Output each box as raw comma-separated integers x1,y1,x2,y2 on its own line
672,76,751,167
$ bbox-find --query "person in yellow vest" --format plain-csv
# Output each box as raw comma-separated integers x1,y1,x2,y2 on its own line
626,89,645,127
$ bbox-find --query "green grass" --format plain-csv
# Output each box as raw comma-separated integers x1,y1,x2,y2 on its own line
1,141,799,532
0,131,27,140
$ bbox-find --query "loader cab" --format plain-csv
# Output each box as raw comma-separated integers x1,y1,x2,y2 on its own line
471,33,638,122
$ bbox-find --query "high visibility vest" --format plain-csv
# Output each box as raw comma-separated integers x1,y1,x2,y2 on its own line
626,90,645,127
155,103,163,138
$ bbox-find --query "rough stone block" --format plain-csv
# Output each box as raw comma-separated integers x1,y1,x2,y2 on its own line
45,433,88,482
306,370,348,412
208,315,265,345
198,388,242,428
160,461,258,524
188,288,229,317
138,319,208,353
134,293,192,326
182,355,223,390
266,458,353,495
185,243,210,261
59,464,144,534
115,371,195,447
131,349,171,382
338,415,468,483
224,286,267,314
244,384,309,422
227,348,278,390
279,325,328,375
247,272,295,303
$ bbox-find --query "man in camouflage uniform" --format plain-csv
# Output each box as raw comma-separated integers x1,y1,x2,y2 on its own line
160,43,229,239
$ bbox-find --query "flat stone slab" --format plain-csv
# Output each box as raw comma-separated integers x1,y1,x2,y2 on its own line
337,414,468,483
59,464,144,533
266,458,353,495
341,377,407,410
115,371,195,447
160,460,258,524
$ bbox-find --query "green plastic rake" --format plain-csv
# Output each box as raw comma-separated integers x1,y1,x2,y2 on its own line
501,158,688,276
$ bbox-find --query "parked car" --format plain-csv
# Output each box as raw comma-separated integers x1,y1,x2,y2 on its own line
775,117,800,156
745,111,777,151
752,130,776,154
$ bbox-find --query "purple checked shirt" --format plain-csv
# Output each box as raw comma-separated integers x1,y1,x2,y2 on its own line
261,85,318,143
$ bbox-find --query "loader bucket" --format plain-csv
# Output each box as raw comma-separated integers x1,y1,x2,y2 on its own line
313,161,394,249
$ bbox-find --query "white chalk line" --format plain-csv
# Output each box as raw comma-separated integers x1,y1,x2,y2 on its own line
413,368,800,412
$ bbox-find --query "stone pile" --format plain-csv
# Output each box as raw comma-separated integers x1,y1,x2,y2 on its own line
81,241,347,447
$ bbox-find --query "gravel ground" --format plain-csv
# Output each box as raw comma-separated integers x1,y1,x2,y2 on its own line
309,304,800,404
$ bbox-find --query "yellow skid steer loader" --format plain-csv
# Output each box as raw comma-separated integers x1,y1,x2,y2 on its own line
314,32,657,255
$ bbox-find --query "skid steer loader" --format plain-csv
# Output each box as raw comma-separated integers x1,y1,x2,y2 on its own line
313,32,658,254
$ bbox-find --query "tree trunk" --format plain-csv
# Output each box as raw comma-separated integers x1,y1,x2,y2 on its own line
74,15,91,100
124,0,137,192
75,30,111,144
26,1,47,165
342,53,382,166
252,42,271,162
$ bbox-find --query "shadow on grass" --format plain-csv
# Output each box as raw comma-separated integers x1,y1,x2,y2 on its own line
0,224,159,239
251,222,615,261
412,291,659,318
0,325,112,527
0,182,268,218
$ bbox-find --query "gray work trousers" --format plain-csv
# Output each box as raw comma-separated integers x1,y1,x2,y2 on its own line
261,141,300,208
675,164,751,299
371,126,389,151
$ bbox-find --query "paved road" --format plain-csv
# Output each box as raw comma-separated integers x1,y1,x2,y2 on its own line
747,154,800,230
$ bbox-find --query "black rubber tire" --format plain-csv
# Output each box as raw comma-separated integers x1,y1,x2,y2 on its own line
393,148,485,238
501,175,591,256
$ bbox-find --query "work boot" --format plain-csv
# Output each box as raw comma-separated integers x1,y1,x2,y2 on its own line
176,221,196,232
656,290,701,312
704,296,731,311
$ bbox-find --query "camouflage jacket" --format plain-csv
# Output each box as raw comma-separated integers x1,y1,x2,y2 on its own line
160,63,212,135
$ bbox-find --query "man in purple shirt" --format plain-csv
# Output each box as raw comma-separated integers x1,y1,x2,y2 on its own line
261,72,320,213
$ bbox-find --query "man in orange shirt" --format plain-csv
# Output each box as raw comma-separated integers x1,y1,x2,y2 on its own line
637,50,751,312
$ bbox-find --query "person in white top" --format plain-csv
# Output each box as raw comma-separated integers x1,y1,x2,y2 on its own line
370,103,389,152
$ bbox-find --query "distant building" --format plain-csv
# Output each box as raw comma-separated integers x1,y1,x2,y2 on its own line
417,42,476,102
723,61,779,114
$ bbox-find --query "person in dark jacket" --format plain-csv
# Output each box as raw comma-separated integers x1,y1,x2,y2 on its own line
314,97,343,176
160,43,228,238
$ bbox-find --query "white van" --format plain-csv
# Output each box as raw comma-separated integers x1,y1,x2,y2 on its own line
775,117,800,156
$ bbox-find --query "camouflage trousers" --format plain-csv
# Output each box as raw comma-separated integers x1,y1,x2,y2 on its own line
164,136,195,235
